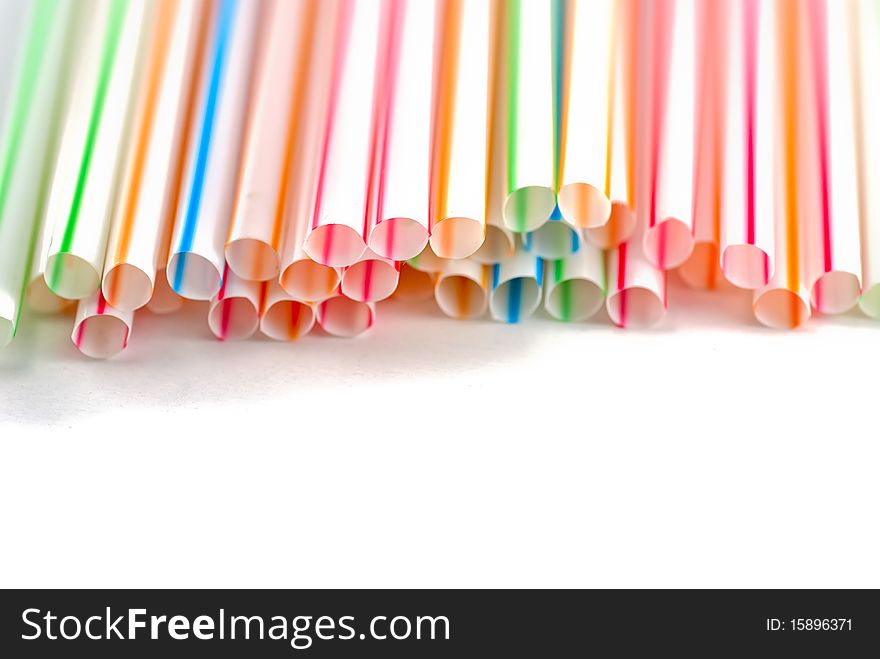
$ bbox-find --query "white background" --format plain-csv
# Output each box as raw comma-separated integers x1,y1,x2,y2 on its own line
2,278,878,589
1,0,877,590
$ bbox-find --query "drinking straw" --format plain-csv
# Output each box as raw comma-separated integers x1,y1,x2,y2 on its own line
102,0,207,312
641,0,697,271
678,0,728,289
317,294,375,337
259,281,316,342
605,243,666,328
0,0,27,122
853,0,880,318
555,0,613,232
434,259,489,320
471,0,515,264
276,2,342,303
428,0,490,260
752,0,810,329
302,0,379,268
340,249,400,303
167,0,261,299
504,0,580,259
543,241,605,322
72,291,133,359
393,263,436,302
207,266,261,340
488,243,543,323
500,0,556,235
146,269,183,315
604,0,667,329
364,0,432,262
43,0,147,301
0,0,74,348
800,0,861,315
574,0,636,251
226,0,319,282
720,0,775,290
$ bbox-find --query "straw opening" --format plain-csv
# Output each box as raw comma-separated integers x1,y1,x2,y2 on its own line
261,300,315,341
207,297,259,340
102,263,153,312
489,276,540,323
721,243,771,289
557,182,612,229
304,223,367,268
753,288,809,329
73,315,129,359
546,279,604,322
368,216,429,261
44,252,100,300
502,185,556,233
606,286,665,329
341,258,399,302
166,251,223,300
436,274,486,319
280,260,339,302
226,237,280,282
429,216,484,260
643,217,695,270
318,296,373,337
811,271,860,315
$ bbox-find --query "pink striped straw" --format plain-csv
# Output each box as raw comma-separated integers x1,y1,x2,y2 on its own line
640,0,697,271
720,0,774,290
605,0,666,329
207,266,261,341
364,0,433,262
340,248,400,303
678,0,729,289
800,0,861,315
72,292,133,359
302,0,377,268
317,293,375,337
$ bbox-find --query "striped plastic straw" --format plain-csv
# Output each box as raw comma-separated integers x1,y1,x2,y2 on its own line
226,0,319,282
302,0,379,268
0,0,73,347
103,0,206,312
801,0,861,315
166,0,261,300
428,0,490,260
679,0,729,289
259,280,316,342
364,0,433,262
44,0,146,301
317,293,375,337
852,0,880,318
720,0,775,290
752,0,810,328
556,0,614,232
488,242,543,323
72,291,133,359
543,240,605,322
434,258,489,319
641,0,697,271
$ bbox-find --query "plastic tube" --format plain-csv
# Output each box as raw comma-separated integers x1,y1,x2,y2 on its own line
44,0,146,300
167,0,261,299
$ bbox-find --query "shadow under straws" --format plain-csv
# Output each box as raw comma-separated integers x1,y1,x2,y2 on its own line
0,298,537,425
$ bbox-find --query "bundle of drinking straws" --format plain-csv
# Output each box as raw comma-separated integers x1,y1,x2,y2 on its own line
0,0,877,359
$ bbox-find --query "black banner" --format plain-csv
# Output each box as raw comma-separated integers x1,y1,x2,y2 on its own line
0,589,877,656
